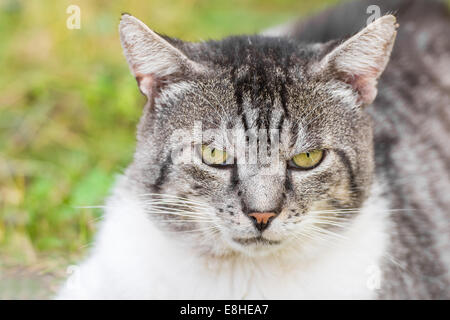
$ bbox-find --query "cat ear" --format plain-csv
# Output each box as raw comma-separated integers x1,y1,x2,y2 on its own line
119,14,201,98
315,15,398,105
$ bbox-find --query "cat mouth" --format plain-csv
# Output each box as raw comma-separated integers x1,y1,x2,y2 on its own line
233,236,281,246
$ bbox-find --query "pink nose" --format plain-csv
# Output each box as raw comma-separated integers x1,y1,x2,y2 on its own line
248,212,277,231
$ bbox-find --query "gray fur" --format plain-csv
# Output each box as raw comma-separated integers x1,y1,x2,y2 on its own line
282,0,450,300
120,0,449,299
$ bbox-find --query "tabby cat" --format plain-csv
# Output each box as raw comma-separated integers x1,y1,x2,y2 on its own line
58,0,450,299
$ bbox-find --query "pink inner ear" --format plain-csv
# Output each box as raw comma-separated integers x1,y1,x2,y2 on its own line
339,66,379,106
351,75,378,105
136,73,155,98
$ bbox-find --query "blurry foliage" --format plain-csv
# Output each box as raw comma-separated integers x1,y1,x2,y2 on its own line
2,0,378,265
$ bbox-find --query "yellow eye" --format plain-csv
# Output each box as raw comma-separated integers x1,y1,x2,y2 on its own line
291,149,324,169
201,145,229,166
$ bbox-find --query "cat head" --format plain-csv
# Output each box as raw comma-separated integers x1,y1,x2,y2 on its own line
119,14,397,257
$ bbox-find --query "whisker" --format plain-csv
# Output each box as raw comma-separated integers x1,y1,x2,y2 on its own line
74,205,105,209
165,225,220,235
146,210,214,221
144,202,210,211
140,193,209,206
307,225,349,241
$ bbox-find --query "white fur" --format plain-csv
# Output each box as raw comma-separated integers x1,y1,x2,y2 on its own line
57,176,390,299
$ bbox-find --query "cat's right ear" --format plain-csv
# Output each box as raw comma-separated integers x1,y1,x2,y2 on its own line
313,15,398,106
119,14,202,98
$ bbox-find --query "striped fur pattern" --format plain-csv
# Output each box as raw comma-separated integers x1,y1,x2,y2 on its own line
123,15,388,259
58,0,449,299
276,0,450,300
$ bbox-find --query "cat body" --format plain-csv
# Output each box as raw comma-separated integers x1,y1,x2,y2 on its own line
58,0,450,299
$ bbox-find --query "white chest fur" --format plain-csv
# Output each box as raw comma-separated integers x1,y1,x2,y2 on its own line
57,177,389,299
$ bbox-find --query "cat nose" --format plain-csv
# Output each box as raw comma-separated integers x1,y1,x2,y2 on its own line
248,212,277,232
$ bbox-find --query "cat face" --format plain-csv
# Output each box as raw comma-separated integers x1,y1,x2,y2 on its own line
119,14,397,256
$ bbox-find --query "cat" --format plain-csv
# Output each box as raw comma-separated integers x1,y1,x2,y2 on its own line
57,0,450,299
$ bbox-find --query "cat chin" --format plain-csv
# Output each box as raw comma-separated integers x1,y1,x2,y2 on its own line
223,237,286,257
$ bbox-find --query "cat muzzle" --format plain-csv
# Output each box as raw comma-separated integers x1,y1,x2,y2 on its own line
248,212,277,232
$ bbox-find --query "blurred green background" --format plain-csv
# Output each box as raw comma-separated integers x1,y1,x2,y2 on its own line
8,0,449,299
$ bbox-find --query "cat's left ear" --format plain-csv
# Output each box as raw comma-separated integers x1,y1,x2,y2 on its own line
119,14,203,98
314,15,398,106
